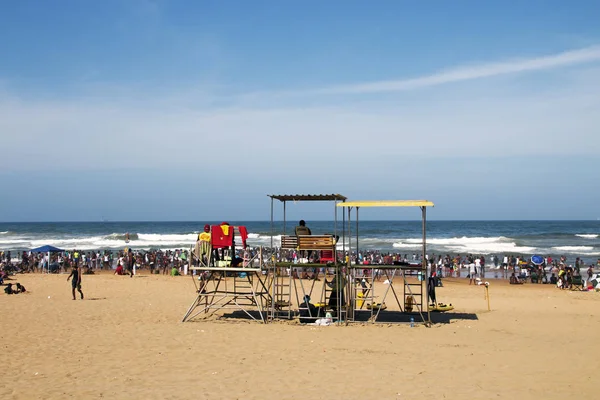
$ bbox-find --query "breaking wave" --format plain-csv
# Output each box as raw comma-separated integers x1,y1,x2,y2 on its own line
0,229,598,259
552,246,594,252
576,234,598,239
390,236,537,254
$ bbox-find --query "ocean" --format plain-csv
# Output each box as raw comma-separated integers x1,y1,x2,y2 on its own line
1,220,599,265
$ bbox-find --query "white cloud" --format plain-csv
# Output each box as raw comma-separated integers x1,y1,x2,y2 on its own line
305,45,600,95
1,48,599,176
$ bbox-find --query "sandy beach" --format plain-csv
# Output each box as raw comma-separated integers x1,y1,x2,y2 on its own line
1,272,599,399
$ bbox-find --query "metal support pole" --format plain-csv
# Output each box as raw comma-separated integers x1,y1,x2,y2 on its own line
356,207,360,264
334,200,338,262
342,200,346,260
347,206,352,322
283,201,286,235
347,207,352,267
270,197,274,249
334,200,337,236
269,197,274,321
422,206,431,324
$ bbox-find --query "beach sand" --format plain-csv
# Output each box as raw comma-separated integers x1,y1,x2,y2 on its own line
1,272,599,399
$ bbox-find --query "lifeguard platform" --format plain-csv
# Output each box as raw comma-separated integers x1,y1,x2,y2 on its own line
182,224,271,323
267,194,349,323
337,200,434,325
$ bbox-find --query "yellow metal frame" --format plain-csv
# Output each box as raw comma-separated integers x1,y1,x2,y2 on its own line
337,200,434,208
336,199,434,325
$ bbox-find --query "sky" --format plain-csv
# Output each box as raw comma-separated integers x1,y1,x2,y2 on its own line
1,0,599,222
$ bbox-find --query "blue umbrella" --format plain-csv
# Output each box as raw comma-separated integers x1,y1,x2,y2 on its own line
531,255,544,265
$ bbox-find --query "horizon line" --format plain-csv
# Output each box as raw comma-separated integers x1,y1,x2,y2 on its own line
1,219,598,224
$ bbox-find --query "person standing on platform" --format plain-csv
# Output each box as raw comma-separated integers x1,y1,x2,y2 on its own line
197,224,212,266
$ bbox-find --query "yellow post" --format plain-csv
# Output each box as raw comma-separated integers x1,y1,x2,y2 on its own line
485,285,490,311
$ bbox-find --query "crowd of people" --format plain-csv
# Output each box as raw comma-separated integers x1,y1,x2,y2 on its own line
0,248,194,276
2,245,598,284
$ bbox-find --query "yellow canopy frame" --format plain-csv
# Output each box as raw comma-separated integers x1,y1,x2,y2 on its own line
337,199,434,324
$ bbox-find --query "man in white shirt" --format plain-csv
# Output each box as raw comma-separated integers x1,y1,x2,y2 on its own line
469,261,477,285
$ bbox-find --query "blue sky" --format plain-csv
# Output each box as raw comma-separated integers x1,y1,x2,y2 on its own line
1,0,599,221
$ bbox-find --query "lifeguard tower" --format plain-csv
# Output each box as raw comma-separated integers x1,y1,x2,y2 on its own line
337,200,434,325
182,224,270,323
267,194,348,323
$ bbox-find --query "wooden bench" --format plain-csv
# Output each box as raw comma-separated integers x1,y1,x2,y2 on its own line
280,235,335,251
298,235,335,250
281,235,298,249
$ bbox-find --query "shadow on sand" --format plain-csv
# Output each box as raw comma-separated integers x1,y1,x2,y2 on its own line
351,310,478,324
215,309,478,325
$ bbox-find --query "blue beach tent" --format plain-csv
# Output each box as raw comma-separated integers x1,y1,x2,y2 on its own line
30,245,64,273
30,245,64,253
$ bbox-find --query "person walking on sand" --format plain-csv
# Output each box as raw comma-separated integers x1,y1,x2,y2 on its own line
67,262,84,300
126,248,135,277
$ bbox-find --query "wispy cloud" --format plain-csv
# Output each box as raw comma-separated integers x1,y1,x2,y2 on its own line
1,45,600,221
1,46,599,175
304,45,600,95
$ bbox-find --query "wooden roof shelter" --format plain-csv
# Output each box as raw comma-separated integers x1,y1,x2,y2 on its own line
268,194,347,202
268,193,347,322
267,194,347,246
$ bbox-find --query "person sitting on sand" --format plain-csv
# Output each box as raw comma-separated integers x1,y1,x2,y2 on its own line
15,283,26,293
4,283,14,294
114,264,124,275
299,295,320,323
509,273,523,285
